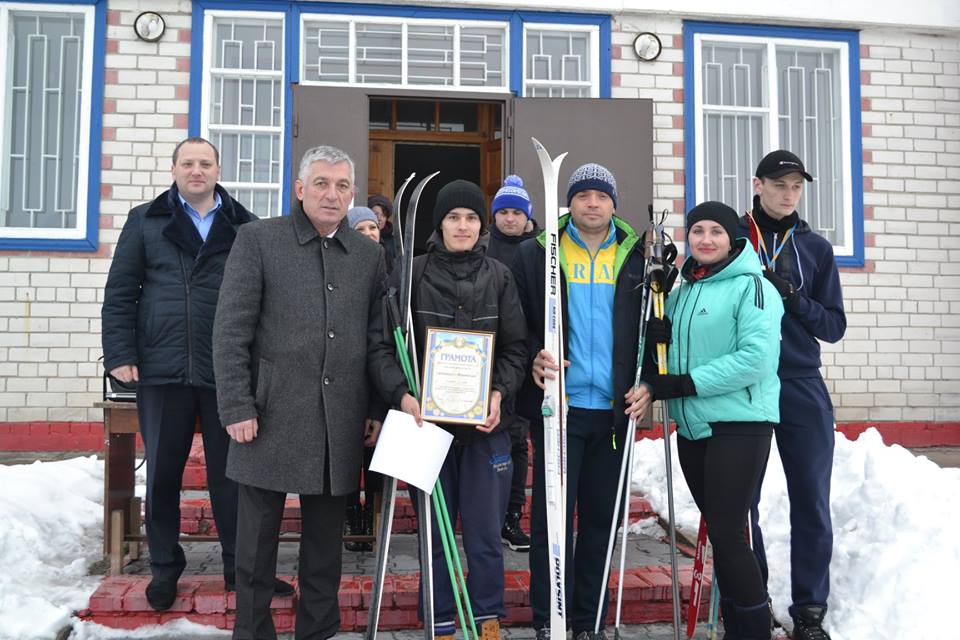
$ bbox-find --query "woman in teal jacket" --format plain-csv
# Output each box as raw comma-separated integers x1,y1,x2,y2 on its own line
641,201,783,640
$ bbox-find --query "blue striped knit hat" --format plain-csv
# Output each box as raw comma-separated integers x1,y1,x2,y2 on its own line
566,163,617,209
492,175,533,219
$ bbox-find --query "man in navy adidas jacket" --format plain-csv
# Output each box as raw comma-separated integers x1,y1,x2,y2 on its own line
740,150,846,640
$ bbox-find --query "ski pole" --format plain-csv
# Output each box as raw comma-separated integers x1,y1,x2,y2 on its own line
649,207,682,640
367,174,416,640
706,568,719,640
434,481,479,638
595,280,654,636
388,278,476,638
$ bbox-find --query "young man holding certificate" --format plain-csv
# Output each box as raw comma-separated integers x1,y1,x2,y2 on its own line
370,179,528,640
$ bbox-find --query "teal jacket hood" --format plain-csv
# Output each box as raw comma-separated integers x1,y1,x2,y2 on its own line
665,239,785,440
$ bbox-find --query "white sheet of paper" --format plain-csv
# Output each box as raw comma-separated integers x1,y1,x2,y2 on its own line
369,409,454,494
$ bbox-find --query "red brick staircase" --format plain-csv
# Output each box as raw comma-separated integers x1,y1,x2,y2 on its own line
80,567,712,631
83,434,710,632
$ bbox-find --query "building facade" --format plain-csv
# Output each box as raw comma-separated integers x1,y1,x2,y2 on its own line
0,0,958,434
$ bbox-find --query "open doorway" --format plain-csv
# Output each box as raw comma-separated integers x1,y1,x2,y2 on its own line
394,143,481,255
367,98,502,254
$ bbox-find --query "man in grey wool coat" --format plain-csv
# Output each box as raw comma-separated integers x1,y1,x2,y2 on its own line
213,145,409,640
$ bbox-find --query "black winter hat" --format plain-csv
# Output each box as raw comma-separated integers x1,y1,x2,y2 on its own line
686,201,740,246
433,180,488,232
367,194,392,217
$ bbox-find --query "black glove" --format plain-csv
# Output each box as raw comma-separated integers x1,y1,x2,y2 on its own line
646,316,672,346
643,373,697,401
762,269,799,309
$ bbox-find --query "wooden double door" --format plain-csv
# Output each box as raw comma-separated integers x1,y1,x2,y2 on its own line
291,86,653,251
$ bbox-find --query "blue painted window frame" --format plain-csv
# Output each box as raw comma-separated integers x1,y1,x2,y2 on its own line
190,0,611,214
683,20,864,268
0,0,106,252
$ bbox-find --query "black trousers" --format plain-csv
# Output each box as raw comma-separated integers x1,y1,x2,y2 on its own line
529,408,625,633
232,484,345,640
505,412,531,515
677,430,771,607
750,377,835,617
137,383,237,582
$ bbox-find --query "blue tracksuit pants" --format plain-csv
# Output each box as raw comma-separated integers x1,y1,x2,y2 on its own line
419,430,513,632
750,376,835,617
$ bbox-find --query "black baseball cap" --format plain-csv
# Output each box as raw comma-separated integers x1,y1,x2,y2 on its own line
755,150,813,182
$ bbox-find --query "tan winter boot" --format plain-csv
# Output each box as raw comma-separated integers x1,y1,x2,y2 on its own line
480,618,502,640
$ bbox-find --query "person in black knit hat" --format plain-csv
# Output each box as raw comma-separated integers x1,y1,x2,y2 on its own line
370,178,527,640
742,150,846,640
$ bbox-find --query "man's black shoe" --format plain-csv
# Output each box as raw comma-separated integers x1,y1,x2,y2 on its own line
145,577,177,611
501,511,531,552
224,577,295,596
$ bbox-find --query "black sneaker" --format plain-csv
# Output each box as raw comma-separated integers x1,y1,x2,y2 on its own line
534,629,550,640
145,577,177,611
344,504,372,552
792,605,831,640
574,632,607,640
501,511,531,551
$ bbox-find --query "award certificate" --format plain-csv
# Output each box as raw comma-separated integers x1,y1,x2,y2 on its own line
421,327,495,426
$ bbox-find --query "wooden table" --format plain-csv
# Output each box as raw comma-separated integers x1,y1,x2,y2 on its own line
95,401,376,575
96,401,142,573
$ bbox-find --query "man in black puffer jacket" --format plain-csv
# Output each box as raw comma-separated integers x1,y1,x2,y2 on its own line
101,137,288,610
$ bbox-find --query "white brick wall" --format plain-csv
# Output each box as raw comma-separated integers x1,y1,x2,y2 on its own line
0,0,191,422
0,3,957,424
611,16,960,423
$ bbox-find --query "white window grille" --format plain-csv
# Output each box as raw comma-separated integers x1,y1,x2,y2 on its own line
300,15,508,91
0,3,95,240
694,34,852,253
523,25,599,98
202,11,285,218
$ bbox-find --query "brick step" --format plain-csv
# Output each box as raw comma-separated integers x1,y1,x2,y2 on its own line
80,566,712,631
179,495,656,536
181,453,538,491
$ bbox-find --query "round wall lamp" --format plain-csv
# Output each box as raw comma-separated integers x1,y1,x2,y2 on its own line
633,32,663,62
134,11,166,43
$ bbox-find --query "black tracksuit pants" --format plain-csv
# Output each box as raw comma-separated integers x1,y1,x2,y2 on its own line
137,383,238,583
529,408,625,633
677,428,772,607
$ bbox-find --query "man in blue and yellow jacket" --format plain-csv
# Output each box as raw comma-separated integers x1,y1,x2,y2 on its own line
511,163,647,640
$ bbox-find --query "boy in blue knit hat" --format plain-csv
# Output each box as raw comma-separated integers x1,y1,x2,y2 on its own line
487,175,541,553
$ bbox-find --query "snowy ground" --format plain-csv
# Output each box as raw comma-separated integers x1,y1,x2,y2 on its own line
632,428,960,640
1,427,957,639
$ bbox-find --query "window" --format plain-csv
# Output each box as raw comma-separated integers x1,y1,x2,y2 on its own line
686,22,862,264
192,4,610,217
523,25,599,98
301,16,508,90
0,1,101,250
202,12,285,218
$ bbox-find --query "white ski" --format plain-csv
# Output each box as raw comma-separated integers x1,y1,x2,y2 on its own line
532,137,568,639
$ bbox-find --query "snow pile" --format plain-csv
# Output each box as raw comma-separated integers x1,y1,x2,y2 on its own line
73,618,229,639
632,427,960,640
0,456,105,640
